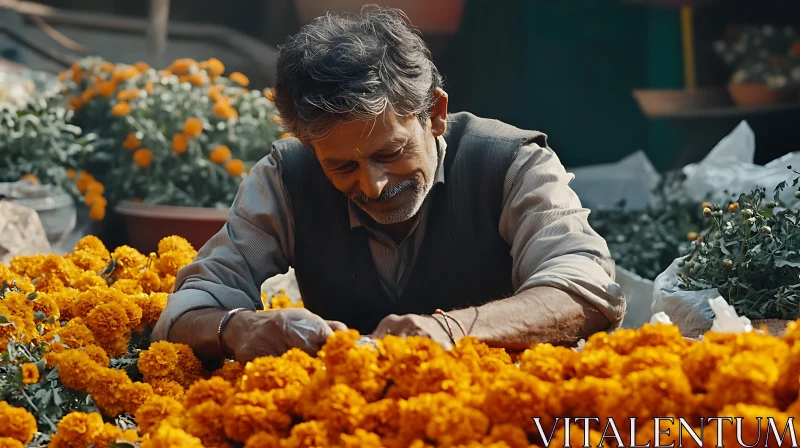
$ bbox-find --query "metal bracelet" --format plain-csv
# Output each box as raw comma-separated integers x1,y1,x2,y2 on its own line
217,308,247,359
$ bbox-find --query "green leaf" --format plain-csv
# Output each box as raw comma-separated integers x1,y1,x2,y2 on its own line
0,314,8,324
33,311,46,320
775,260,800,268
27,292,37,300
53,390,63,406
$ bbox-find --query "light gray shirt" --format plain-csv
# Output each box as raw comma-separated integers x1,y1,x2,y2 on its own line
151,135,625,341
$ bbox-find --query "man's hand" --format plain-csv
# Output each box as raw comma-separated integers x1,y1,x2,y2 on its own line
222,308,337,363
371,313,463,350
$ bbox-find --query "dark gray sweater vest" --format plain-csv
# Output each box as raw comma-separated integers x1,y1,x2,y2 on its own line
276,112,546,334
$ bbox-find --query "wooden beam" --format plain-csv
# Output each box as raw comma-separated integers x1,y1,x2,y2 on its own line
680,5,697,89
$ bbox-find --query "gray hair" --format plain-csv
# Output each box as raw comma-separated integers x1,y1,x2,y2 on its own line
273,5,444,144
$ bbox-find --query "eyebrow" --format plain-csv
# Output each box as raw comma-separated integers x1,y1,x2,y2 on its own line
320,137,409,169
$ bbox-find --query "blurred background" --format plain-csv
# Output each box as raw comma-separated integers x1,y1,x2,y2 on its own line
3,0,800,172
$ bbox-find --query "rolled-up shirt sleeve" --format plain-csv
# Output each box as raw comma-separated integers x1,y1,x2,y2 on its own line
151,151,295,341
499,140,626,329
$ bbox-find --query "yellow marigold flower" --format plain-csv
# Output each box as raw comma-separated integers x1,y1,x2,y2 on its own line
82,344,110,367
482,370,555,434
244,432,281,448
226,158,246,176
573,347,623,379
159,274,176,293
584,322,690,356
135,61,150,73
136,269,162,295
360,398,400,437
122,381,155,415
133,148,153,168
135,395,184,435
149,379,185,401
133,292,167,327
174,343,204,388
603,367,694,425
264,87,275,102
397,393,453,443
21,363,38,385
72,270,106,291
111,278,143,295
223,390,294,442
481,424,529,448
157,235,195,255
47,411,104,448
111,101,131,116
123,132,141,151
110,245,148,279
113,65,138,82
183,401,228,447
229,72,249,86
169,58,196,75
0,402,36,445
182,117,203,137
426,400,490,447
30,293,59,321
87,368,132,417
206,58,225,77
183,376,234,408
209,85,225,103
312,383,367,434
339,430,383,448
0,437,23,448
144,79,155,94
140,421,204,448
186,73,206,86
74,235,110,259
619,346,683,376
213,360,245,385
241,356,311,392
209,144,232,164
91,423,125,448
281,348,324,377
85,302,130,345
52,318,96,349
283,420,329,448
139,340,179,380
156,251,195,278
706,351,780,409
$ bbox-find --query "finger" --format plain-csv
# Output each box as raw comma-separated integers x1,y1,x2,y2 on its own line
326,320,348,332
284,316,334,356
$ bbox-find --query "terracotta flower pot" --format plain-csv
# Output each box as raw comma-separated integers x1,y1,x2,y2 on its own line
115,200,229,254
727,83,798,108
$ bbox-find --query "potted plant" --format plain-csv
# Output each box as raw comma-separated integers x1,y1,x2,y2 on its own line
0,81,94,248
57,57,285,253
713,25,800,107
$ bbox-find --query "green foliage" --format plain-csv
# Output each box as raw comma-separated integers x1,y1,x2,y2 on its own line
588,171,706,280
677,169,800,320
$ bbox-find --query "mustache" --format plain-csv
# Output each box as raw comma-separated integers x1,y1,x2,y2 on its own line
350,179,417,204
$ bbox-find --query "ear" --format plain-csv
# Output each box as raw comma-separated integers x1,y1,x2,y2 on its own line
429,88,448,137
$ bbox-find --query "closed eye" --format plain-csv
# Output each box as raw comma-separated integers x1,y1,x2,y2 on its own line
333,161,358,174
376,148,404,163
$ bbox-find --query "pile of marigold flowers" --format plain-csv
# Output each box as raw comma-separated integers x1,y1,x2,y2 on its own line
2,236,800,447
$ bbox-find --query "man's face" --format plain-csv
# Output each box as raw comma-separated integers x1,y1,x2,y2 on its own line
311,91,448,225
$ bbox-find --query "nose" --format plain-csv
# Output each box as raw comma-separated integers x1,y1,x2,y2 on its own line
359,162,388,200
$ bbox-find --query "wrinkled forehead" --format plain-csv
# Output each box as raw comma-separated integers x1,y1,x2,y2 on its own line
311,111,416,158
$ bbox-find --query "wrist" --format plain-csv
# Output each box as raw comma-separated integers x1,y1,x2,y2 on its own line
219,308,251,360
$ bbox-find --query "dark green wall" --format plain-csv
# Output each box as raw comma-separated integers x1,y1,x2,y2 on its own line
436,0,683,170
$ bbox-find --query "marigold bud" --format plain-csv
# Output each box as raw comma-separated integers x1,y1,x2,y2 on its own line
767,201,777,209
760,226,772,234
703,207,712,217
728,203,739,213
743,209,753,218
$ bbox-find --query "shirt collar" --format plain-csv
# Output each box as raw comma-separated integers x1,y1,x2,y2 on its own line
349,135,447,230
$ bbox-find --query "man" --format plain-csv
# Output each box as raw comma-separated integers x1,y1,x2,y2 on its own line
151,7,625,366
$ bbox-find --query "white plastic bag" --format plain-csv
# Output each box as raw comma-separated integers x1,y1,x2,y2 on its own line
652,257,720,337
261,267,301,303
568,151,661,211
0,200,51,264
617,266,655,329
681,120,800,205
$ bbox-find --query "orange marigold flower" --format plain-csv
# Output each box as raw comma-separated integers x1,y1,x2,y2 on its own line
149,379,185,401
223,391,293,442
244,432,281,448
100,61,116,72
183,401,228,447
206,58,225,77
144,79,155,94
85,302,131,345
210,145,232,164
47,411,104,448
264,88,275,102
241,356,311,392
169,58,196,76
187,73,206,86
283,420,330,448
183,117,203,137
140,421,204,448
111,101,131,116
172,133,188,154
21,363,38,385
75,171,95,194
135,396,184,435
0,437,24,448
67,97,83,111
82,344,110,367
229,72,249,86
226,159,246,176
135,61,150,72
113,66,138,82
213,101,238,120
98,80,118,98
88,203,106,221
122,381,155,415
139,340,179,380
0,402,36,444
213,360,245,385
133,148,153,168
183,376,235,408
81,87,98,103
209,86,225,103
19,174,39,185
66,168,76,179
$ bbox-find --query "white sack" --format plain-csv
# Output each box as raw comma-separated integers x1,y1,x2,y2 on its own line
568,151,661,211
616,266,655,329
